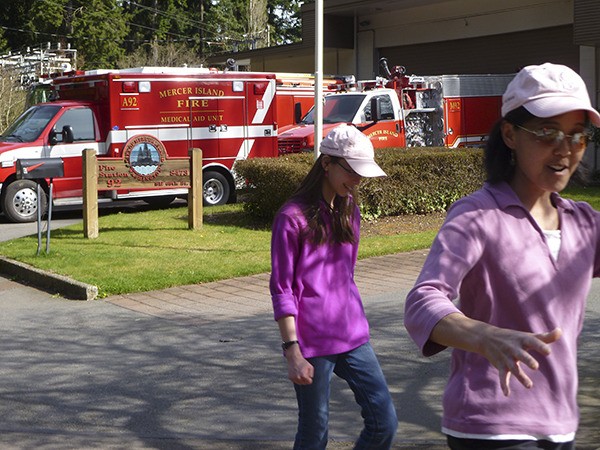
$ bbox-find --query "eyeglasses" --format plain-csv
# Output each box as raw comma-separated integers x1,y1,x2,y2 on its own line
335,159,360,176
516,125,591,150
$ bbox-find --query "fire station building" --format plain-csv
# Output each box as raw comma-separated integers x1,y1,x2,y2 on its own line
208,0,600,111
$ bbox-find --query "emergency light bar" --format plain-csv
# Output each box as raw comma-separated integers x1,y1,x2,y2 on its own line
328,75,357,92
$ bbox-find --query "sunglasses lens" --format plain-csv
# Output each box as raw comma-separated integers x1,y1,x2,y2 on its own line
572,132,589,148
538,128,562,145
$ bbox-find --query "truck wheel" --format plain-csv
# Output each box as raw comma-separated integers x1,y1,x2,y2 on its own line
203,171,230,206
2,179,47,223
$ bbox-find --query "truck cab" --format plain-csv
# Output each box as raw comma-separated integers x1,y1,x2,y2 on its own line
0,102,102,222
277,87,405,154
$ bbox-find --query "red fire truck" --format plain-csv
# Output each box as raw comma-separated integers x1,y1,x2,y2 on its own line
0,67,319,223
277,60,515,154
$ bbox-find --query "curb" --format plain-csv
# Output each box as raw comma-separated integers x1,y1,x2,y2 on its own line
0,256,98,300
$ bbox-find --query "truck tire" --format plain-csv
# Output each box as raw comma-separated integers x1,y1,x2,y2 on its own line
1,179,47,223
203,171,230,206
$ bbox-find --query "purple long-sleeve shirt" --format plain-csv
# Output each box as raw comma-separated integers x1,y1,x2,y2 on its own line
270,199,370,359
404,182,600,438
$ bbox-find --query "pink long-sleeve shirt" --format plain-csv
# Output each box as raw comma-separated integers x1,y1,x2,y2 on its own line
404,182,600,438
270,199,370,359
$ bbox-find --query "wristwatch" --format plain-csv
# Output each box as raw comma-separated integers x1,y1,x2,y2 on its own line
281,340,299,351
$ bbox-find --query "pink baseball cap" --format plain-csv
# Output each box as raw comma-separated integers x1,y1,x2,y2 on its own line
501,63,600,126
319,124,387,178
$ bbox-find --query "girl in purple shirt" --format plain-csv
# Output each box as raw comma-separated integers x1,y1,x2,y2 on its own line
404,63,600,450
270,124,397,449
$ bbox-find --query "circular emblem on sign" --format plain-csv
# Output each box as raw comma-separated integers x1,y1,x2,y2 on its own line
123,135,167,181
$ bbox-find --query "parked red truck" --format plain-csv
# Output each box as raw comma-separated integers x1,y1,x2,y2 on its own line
277,59,515,154
0,67,319,222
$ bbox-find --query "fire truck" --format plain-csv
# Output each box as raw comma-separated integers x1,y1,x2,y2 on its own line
277,59,515,154
0,67,320,223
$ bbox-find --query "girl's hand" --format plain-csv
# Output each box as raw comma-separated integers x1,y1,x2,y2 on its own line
285,346,314,385
480,327,562,396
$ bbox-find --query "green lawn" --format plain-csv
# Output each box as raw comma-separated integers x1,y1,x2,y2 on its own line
0,185,597,297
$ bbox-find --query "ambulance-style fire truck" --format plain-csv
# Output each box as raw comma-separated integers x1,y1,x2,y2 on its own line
277,60,515,154
0,66,321,223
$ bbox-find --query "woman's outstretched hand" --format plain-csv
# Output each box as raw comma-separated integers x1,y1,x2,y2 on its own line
483,327,563,396
431,313,563,396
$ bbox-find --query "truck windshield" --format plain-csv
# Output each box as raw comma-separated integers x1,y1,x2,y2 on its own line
0,105,61,143
301,94,366,125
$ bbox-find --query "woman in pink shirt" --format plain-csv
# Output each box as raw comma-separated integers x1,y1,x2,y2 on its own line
404,63,600,450
270,124,397,449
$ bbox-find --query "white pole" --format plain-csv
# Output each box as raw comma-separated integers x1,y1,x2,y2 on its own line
314,0,324,160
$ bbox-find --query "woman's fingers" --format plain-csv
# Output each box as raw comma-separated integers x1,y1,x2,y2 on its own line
497,328,562,396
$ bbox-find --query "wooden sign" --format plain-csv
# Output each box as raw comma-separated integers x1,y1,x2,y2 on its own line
97,134,190,190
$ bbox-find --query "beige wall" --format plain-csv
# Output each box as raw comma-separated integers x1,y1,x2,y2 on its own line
240,48,354,76
359,0,573,48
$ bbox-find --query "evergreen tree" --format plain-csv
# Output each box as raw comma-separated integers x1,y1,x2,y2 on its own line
27,0,69,48
0,0,35,51
123,0,196,52
204,0,257,53
70,0,129,68
0,0,303,67
267,0,302,46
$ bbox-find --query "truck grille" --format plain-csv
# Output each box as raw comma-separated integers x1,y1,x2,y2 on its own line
278,138,303,155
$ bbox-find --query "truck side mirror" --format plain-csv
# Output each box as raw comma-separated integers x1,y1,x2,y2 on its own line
294,102,302,124
49,125,74,146
370,97,381,122
62,125,74,143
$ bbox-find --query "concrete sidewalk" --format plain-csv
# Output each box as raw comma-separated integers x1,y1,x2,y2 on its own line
104,251,429,324
1,249,599,449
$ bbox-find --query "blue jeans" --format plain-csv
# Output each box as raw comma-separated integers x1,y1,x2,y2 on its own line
293,342,398,450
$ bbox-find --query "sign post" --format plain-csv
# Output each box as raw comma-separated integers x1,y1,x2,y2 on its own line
188,148,203,230
83,149,99,239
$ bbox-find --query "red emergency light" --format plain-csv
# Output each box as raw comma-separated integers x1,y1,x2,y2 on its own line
122,81,138,93
254,82,268,95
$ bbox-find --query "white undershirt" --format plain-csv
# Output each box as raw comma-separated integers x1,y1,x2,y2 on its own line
442,428,575,443
543,229,562,261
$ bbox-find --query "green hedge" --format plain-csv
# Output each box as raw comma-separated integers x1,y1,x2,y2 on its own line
234,147,486,221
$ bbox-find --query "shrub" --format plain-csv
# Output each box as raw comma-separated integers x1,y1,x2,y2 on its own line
235,153,314,220
235,147,486,222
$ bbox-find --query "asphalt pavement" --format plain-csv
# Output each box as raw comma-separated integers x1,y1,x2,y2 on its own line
0,208,599,450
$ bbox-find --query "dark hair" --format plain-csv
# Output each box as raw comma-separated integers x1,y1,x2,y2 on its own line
290,154,357,245
485,106,534,183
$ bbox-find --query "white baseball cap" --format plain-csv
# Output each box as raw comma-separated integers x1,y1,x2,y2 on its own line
319,124,387,178
501,63,600,126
